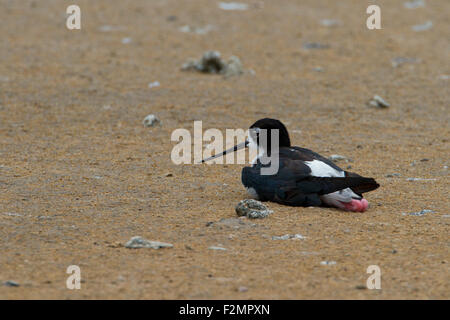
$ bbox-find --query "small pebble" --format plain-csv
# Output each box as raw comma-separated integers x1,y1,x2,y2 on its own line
208,246,227,251
355,285,367,290
412,21,433,32
313,67,324,72
223,56,244,77
320,261,337,266
391,57,420,68
303,42,330,50
402,209,435,216
121,37,132,44
329,154,347,162
320,19,340,27
148,81,160,88
404,0,425,9
182,51,244,77
218,2,249,11
272,234,305,240
386,173,401,177
143,114,161,127
238,286,248,292
368,95,390,108
124,236,173,249
3,280,20,287
235,199,273,219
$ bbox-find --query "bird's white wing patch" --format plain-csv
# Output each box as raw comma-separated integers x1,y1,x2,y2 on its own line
304,160,344,177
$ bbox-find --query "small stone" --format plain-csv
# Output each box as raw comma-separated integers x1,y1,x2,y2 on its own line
167,15,177,22
143,114,161,127
329,154,347,162
179,25,214,35
403,209,435,216
182,51,245,78
4,280,20,287
218,2,249,11
148,81,160,88
412,21,433,32
208,246,227,251
320,261,336,266
320,19,340,27
165,173,173,177
386,173,401,177
406,177,436,181
355,285,367,290
303,42,330,50
313,67,324,72
235,199,273,219
238,286,248,292
368,95,390,108
391,57,420,68
223,56,244,78
272,234,305,240
121,37,132,44
404,0,425,9
124,236,173,249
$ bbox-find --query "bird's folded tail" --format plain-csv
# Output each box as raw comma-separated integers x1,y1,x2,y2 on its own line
299,176,380,195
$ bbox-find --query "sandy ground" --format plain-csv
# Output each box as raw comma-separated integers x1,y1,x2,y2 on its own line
0,0,449,299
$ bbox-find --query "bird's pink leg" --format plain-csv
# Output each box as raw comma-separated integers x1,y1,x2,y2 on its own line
339,199,369,212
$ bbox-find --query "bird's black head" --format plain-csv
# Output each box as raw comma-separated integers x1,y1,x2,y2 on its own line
249,118,291,155
201,118,291,163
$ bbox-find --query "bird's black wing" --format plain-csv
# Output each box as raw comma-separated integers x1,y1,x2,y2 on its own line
242,157,378,207
289,146,343,171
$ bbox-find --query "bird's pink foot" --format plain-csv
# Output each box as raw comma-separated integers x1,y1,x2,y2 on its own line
340,199,369,212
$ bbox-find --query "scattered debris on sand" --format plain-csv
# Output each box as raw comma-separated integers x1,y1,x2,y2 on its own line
272,234,305,240
3,280,20,287
368,95,390,108
143,114,161,127
386,173,401,178
235,199,273,219
148,81,160,88
303,42,330,50
182,51,244,77
237,286,248,292
402,209,435,216
391,57,420,68
124,236,173,249
207,217,257,229
208,246,227,251
179,25,214,35
406,177,437,181
218,2,249,11
412,21,433,32
320,19,340,27
320,261,337,266
328,154,348,162
404,0,426,9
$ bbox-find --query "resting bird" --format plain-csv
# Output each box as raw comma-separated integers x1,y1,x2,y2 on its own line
202,118,380,212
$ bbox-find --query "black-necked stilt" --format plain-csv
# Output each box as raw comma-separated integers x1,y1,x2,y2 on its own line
202,118,380,212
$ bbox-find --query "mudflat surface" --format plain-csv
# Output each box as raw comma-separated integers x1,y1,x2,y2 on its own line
0,0,449,299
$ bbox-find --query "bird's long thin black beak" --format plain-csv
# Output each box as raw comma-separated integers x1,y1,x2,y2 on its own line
201,140,249,163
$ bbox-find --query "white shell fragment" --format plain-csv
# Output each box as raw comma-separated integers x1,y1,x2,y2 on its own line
143,114,161,127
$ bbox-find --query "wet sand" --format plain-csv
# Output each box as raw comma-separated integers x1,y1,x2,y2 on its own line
0,0,449,299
